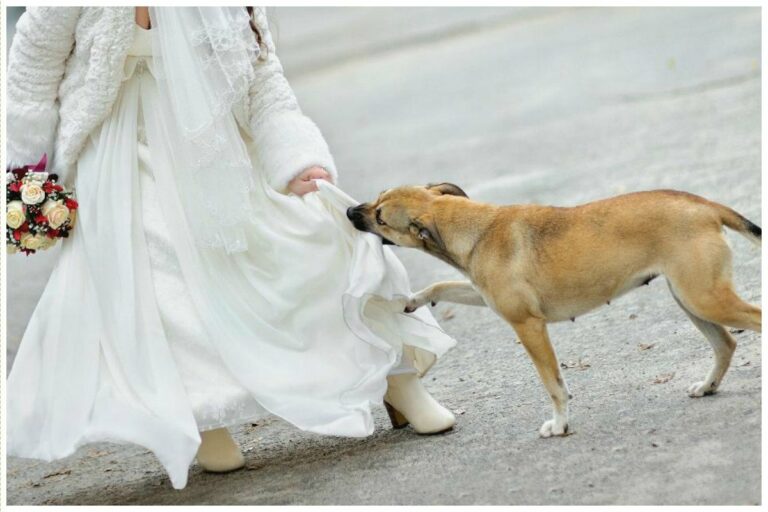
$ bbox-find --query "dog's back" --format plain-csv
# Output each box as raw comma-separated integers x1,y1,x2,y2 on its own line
472,190,760,324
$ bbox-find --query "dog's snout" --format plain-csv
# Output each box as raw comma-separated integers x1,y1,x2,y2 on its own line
347,205,369,232
347,204,367,222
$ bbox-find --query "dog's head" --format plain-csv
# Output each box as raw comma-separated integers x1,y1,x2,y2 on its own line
346,183,469,251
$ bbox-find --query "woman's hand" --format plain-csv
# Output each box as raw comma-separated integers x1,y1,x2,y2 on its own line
287,166,332,196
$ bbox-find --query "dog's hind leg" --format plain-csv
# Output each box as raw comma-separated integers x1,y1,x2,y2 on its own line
672,279,761,333
664,235,761,332
668,282,737,397
405,281,487,313
510,317,570,437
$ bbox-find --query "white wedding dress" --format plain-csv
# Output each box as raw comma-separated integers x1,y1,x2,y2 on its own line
7,24,455,489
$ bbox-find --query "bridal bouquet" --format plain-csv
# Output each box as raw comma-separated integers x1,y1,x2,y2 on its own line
6,154,78,255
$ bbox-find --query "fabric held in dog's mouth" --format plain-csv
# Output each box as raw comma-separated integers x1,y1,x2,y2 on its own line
314,179,455,371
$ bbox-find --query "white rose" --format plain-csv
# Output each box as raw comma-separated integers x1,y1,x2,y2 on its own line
6,200,26,229
19,232,45,251
39,235,58,250
7,244,19,254
41,199,70,229
20,182,45,205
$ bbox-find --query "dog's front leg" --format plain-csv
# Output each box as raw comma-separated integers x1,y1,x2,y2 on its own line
405,280,487,313
511,317,570,437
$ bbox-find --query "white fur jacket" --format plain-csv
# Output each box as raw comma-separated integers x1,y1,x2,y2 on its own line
6,7,337,192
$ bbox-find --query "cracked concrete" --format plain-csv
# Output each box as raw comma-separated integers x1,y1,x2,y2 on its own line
6,7,761,505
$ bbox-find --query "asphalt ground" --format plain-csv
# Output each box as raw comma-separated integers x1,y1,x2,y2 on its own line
6,7,761,505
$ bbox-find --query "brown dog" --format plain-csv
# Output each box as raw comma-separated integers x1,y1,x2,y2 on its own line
346,184,762,437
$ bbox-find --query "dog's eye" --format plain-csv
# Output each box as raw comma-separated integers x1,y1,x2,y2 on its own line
376,208,386,226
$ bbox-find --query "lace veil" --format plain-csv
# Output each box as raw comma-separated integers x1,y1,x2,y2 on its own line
148,7,260,253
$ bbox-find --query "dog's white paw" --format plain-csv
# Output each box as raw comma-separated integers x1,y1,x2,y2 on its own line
539,419,569,438
404,292,433,313
687,380,717,398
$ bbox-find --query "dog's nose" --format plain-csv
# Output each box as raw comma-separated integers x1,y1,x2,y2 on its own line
346,205,370,232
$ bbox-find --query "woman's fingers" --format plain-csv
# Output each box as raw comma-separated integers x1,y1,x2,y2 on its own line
287,166,331,195
303,166,330,181
292,179,317,196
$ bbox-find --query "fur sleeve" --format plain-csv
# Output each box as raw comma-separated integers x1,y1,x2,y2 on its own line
6,7,80,170
246,7,337,193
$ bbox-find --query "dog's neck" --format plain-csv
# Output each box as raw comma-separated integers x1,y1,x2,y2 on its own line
430,198,500,273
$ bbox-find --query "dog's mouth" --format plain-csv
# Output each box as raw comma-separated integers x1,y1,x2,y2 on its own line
346,205,396,245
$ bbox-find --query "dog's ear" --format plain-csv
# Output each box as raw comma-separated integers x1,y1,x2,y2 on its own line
410,214,446,252
426,182,468,198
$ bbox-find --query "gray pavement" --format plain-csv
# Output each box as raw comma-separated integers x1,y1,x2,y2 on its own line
6,7,761,505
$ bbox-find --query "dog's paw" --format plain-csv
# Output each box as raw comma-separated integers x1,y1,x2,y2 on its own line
404,292,433,313
687,380,717,398
539,419,569,438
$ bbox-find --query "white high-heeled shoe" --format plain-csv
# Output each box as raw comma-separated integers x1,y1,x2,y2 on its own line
196,427,245,473
384,373,456,434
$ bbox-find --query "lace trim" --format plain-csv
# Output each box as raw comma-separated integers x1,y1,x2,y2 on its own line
190,29,260,54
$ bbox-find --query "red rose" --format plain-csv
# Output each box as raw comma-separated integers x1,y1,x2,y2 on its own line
42,181,62,194
47,229,60,238
34,214,47,224
12,230,21,241
65,198,79,210
9,181,21,193
18,221,30,233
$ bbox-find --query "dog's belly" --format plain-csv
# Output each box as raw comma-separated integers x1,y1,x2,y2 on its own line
543,297,611,322
537,270,661,322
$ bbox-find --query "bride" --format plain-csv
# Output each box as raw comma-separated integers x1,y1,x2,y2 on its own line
6,6,457,489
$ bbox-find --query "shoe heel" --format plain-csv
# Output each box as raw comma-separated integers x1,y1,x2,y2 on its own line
384,401,409,429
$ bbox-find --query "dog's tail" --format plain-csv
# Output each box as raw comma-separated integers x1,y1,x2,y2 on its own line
715,203,762,247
